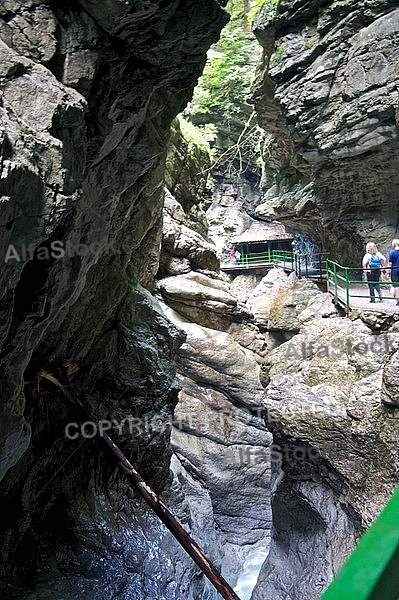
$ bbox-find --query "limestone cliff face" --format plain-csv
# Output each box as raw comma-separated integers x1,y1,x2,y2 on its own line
0,1,229,597
157,166,399,599
252,0,399,264
247,14,399,598
252,295,399,599
157,141,273,593
2,1,399,598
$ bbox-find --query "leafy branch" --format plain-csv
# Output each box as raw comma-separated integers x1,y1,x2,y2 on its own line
199,111,263,180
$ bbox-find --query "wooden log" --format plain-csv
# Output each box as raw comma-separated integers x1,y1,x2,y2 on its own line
38,371,242,600
100,431,241,600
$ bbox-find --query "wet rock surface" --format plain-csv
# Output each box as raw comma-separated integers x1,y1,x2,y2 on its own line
159,304,273,594
0,0,229,597
157,151,274,595
252,294,399,599
2,1,399,599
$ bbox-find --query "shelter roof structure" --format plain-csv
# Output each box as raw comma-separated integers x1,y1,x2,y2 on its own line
233,221,294,245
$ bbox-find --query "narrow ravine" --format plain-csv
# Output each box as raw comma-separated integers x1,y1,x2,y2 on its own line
1,1,399,599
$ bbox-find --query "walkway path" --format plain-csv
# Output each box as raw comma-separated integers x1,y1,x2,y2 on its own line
221,257,399,315
331,283,399,314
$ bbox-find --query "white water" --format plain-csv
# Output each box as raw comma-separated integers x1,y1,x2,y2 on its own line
292,235,319,258
201,546,269,600
292,234,321,275
233,547,269,599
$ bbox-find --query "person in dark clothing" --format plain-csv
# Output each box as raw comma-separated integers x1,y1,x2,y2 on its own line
388,238,399,305
362,241,386,303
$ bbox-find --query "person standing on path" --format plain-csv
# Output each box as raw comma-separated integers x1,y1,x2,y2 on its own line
362,242,386,302
388,238,399,305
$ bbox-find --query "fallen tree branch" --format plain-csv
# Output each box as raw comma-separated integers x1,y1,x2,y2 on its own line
199,110,261,180
38,370,241,600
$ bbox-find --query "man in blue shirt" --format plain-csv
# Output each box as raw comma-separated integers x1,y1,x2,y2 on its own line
388,239,399,305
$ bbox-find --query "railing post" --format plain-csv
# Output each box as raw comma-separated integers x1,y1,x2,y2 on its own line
333,261,338,304
327,258,330,286
345,267,350,311
321,487,399,600
326,258,330,292
326,258,332,297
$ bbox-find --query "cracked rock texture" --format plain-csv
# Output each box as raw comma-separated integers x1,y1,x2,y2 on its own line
0,1,229,598
156,165,273,595
246,267,322,333
2,1,399,599
251,294,399,599
252,0,399,264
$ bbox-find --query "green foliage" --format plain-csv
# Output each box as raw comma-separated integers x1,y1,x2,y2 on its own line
178,116,217,157
247,0,265,26
181,0,279,180
184,0,262,129
247,0,280,26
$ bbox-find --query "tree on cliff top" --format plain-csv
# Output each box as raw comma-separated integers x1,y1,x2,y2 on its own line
182,0,279,179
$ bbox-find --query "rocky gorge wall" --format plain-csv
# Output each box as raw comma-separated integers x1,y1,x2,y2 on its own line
246,3,399,592
1,1,399,599
252,0,399,264
156,1,399,595
157,120,273,596
158,156,399,598
0,1,232,598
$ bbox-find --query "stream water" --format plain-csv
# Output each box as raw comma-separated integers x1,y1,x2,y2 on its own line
200,546,269,600
233,547,269,599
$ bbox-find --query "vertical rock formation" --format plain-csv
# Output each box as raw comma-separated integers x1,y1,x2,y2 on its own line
251,295,399,600
2,1,399,598
245,11,399,591
252,0,399,264
0,1,230,597
156,2,399,597
158,122,274,593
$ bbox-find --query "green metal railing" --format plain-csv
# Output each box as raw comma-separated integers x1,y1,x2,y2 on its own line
326,259,396,312
271,249,295,269
222,254,396,311
230,249,294,268
320,487,399,600
237,250,275,265
225,250,328,280
295,252,328,279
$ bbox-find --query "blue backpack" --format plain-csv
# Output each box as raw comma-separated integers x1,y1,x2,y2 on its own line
369,253,381,268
